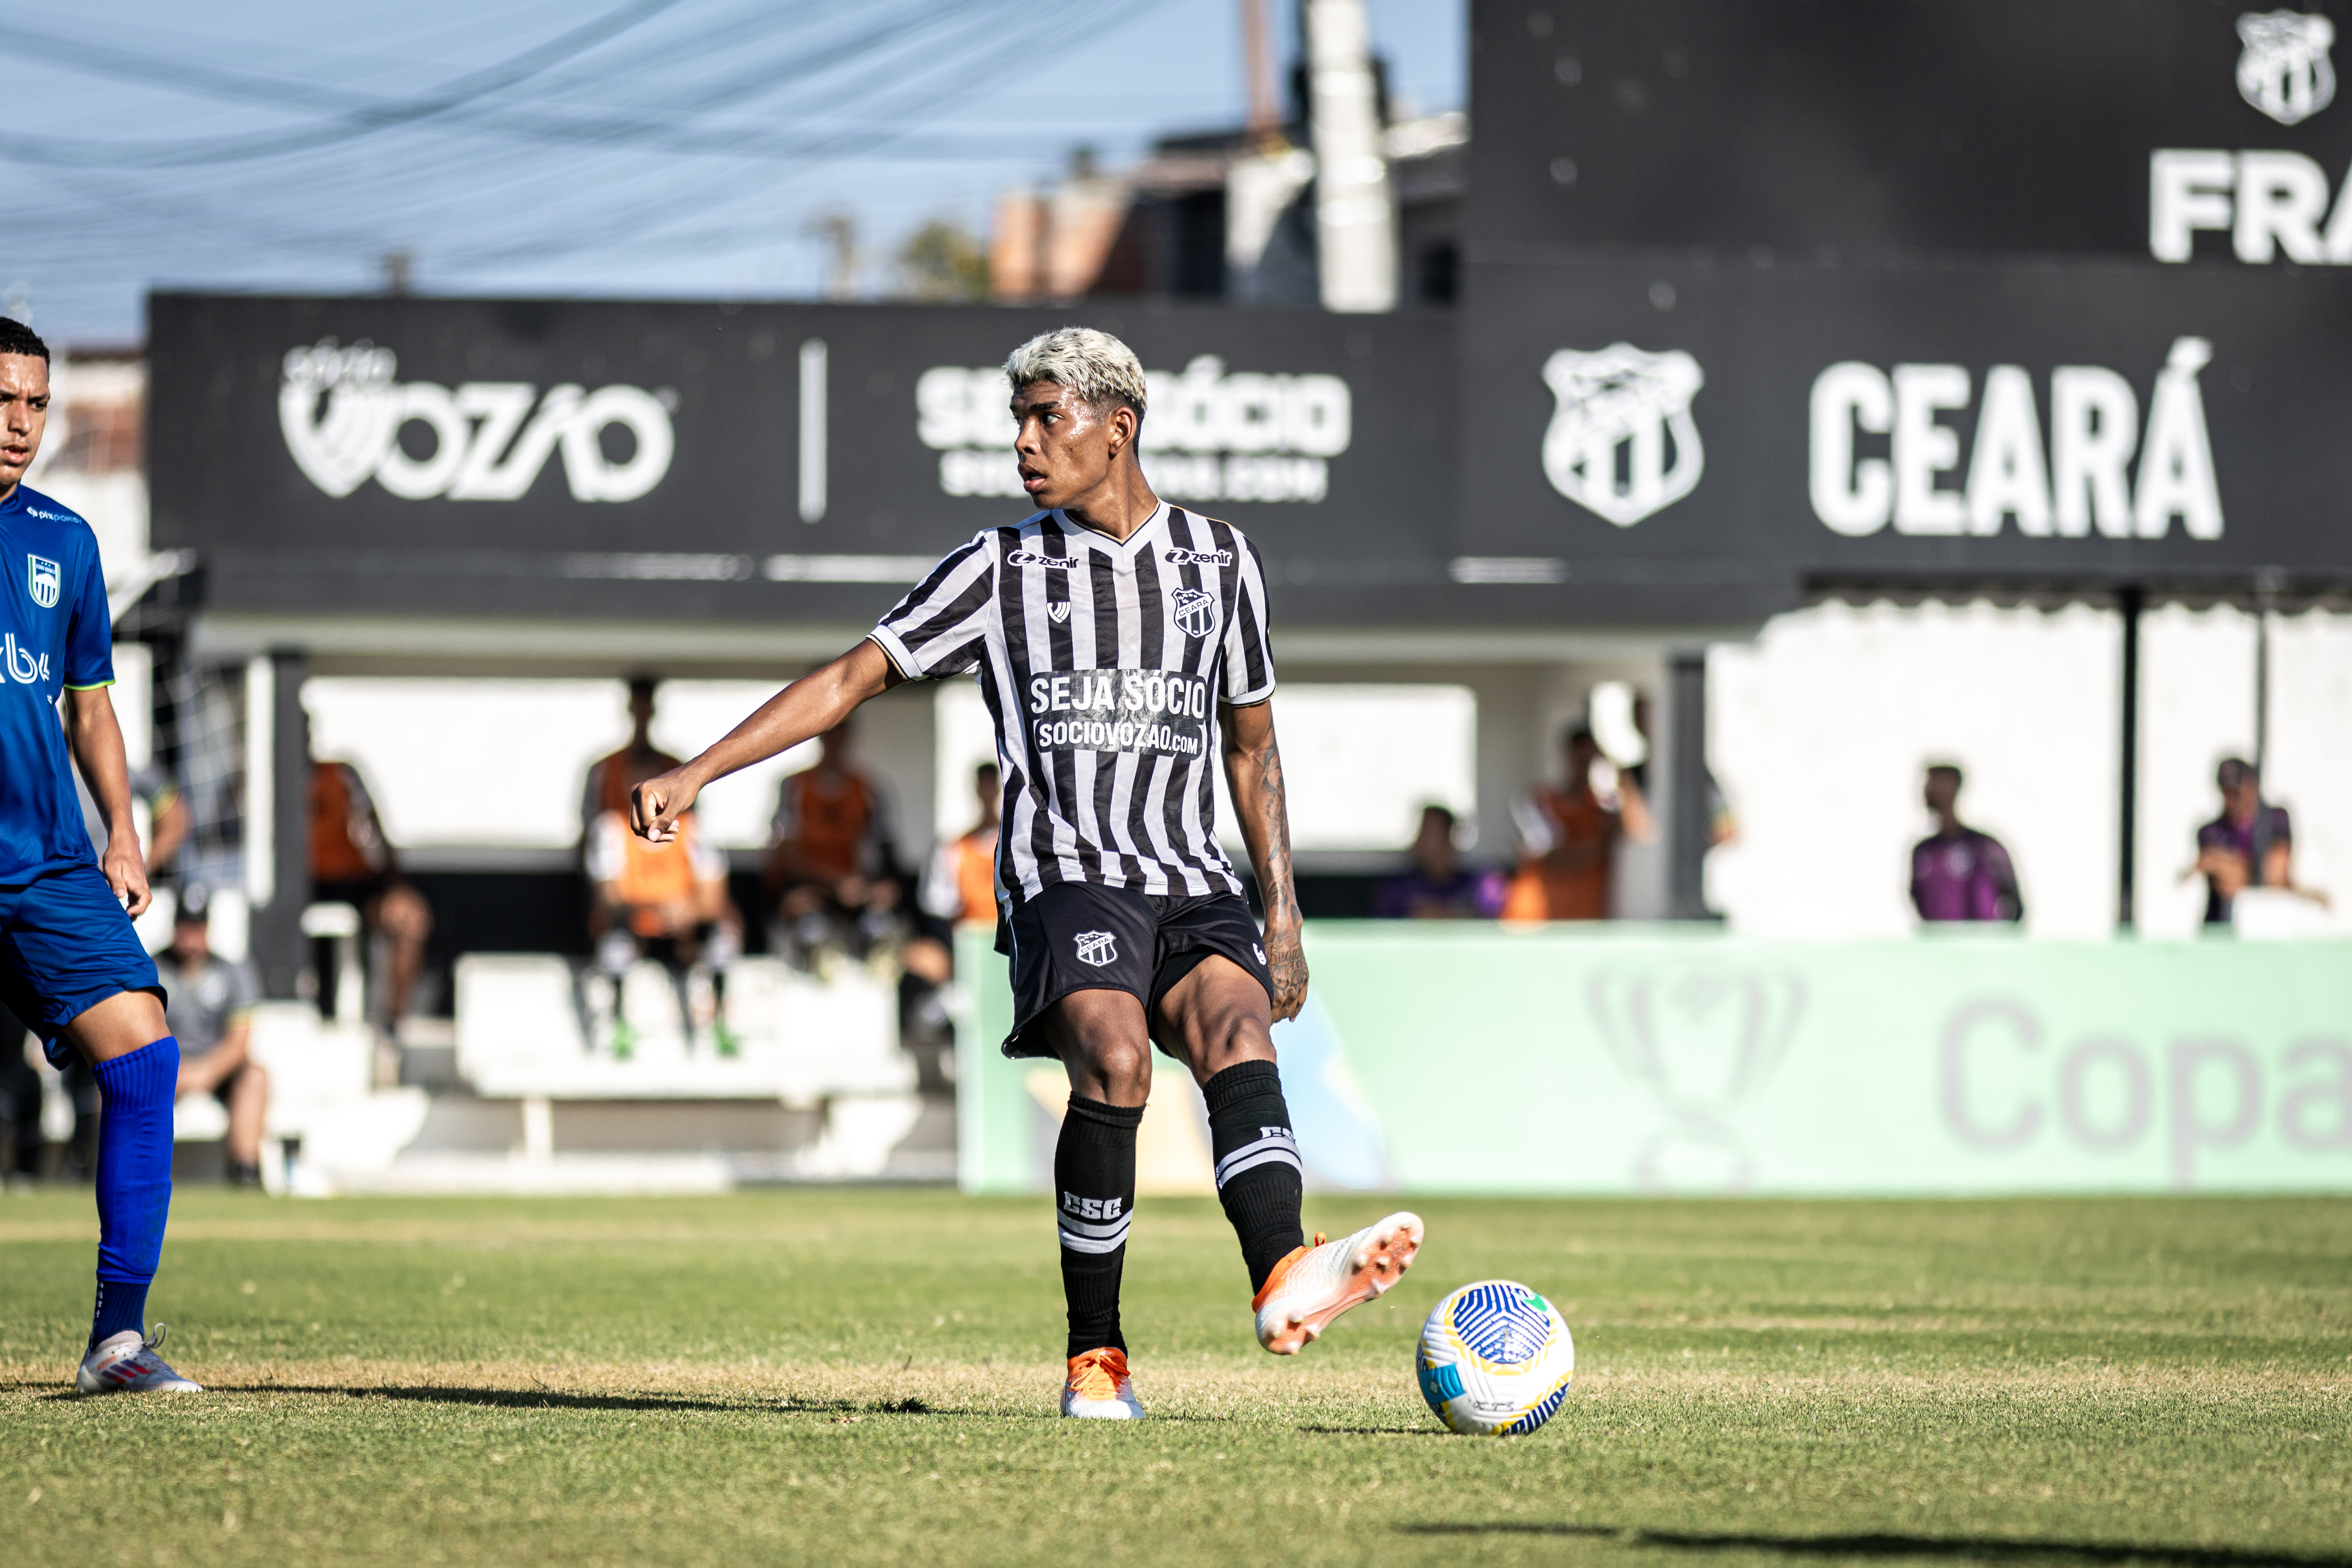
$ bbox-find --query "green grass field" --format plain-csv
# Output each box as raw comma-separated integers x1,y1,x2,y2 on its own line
2,1190,2347,1567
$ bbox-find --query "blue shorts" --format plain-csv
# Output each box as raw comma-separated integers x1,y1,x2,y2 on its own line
0,863,164,1067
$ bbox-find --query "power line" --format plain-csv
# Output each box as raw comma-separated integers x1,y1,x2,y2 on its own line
0,0,688,170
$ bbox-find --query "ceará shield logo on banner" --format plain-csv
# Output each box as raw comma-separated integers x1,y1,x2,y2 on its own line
1540,344,1705,526
2238,11,2335,124
279,340,676,503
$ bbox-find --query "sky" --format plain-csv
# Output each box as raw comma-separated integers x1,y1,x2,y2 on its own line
1,0,1466,345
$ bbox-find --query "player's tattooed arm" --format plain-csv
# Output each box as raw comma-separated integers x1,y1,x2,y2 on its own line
1221,699,1307,1021
633,639,905,842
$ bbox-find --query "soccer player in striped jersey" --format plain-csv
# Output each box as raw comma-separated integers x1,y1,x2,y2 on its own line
632,327,1420,1418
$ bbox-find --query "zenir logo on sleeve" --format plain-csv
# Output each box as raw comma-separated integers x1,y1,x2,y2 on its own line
1073,930,1119,967
26,555,60,609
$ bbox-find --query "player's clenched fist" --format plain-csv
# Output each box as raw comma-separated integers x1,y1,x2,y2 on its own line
630,768,699,843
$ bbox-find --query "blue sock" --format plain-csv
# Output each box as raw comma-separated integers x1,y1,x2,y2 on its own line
88,1036,179,1354
91,1278,149,1348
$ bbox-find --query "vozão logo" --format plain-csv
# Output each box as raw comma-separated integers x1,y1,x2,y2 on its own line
1541,344,1706,527
919,356,1351,504
26,554,59,609
1074,930,1118,967
2238,11,2335,125
279,339,676,504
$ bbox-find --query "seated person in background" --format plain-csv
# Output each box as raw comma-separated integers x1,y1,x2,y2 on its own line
1374,805,1506,919
1910,763,2023,924
581,676,681,841
1504,727,1621,921
0,1000,44,1182
586,805,742,1057
920,761,1002,934
309,754,432,1023
2185,757,2321,924
80,760,188,878
153,888,269,1187
765,716,904,966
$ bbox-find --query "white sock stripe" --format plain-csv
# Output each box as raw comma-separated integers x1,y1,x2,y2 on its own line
1215,1130,1299,1186
1056,1210,1131,1240
1058,1222,1131,1255
1214,1145,1304,1189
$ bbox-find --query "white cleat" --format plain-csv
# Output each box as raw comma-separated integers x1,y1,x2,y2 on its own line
1060,1348,1144,1419
1253,1212,1424,1356
77,1325,202,1395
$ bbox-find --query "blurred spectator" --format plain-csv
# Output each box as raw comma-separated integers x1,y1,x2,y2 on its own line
154,888,269,1187
1622,693,1736,849
586,804,742,1057
2185,757,2322,925
581,675,682,841
1504,727,1621,920
309,754,432,1022
1909,764,2023,924
1375,805,1506,919
766,717,905,966
79,759,188,874
0,1001,42,1182
920,761,1002,932
1615,695,1659,846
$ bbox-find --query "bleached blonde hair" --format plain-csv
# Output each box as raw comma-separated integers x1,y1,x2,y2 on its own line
1003,326,1148,419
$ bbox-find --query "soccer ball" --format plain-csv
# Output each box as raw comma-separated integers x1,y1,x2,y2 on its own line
1415,1280,1575,1435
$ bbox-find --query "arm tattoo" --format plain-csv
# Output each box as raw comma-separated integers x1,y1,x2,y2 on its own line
1257,736,1297,921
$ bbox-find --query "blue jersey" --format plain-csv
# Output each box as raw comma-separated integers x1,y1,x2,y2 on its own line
0,483,114,885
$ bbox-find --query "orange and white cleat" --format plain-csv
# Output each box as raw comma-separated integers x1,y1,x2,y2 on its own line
1252,1212,1424,1355
1060,1347,1144,1420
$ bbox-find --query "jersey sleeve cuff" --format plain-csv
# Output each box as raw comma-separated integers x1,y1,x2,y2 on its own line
867,627,922,681
62,679,116,691
1223,679,1277,708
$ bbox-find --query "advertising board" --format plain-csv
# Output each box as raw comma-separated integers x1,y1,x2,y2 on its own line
958,926,2352,1196
1470,0,2352,260
149,295,1457,626
1457,257,2352,596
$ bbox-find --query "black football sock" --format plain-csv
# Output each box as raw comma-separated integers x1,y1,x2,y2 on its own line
1055,1095,1142,1359
1203,1059,1306,1294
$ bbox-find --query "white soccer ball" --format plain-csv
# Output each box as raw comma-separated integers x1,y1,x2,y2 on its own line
1416,1280,1575,1435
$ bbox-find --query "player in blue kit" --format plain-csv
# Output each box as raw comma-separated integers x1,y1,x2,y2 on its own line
0,318,198,1394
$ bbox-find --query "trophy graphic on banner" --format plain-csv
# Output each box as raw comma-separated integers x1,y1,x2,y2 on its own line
1586,961,1806,1193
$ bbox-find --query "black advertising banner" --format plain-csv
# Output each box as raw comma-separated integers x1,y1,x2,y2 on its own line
1470,0,2352,260
1458,256,2352,597
149,295,1457,627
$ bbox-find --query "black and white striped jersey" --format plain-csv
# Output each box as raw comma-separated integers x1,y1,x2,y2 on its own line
870,501,1276,903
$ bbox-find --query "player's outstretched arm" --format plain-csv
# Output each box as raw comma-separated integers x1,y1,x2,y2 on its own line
1220,698,1307,1022
631,639,903,843
63,686,150,918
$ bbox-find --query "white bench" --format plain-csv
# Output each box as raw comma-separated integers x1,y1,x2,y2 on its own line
454,954,916,1102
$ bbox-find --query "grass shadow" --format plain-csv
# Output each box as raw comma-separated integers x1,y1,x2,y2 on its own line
237,1386,977,1417
1395,1525,2352,1568
1297,1425,1453,1438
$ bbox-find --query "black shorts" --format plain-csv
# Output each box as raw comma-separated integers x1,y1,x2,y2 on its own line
996,883,1273,1059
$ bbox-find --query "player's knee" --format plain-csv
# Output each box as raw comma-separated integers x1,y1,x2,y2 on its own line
1075,1036,1151,1101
